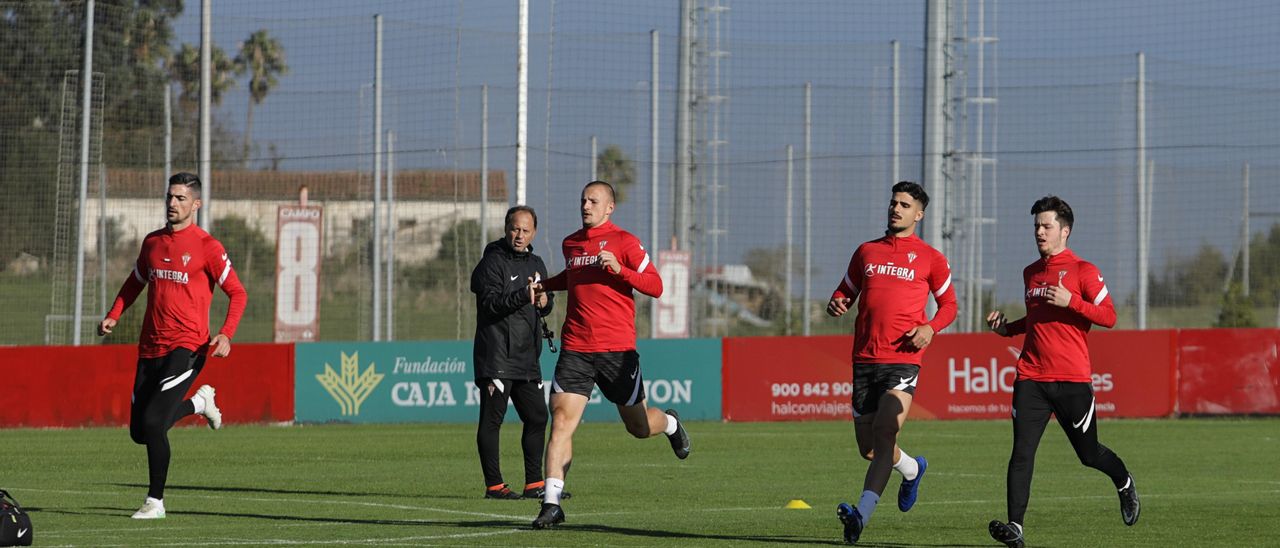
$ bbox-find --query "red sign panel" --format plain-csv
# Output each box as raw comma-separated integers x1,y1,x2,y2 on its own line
723,331,1176,421
0,343,295,427
274,204,323,342
1177,328,1280,415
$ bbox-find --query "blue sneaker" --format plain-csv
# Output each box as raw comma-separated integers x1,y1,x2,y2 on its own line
836,502,864,544
897,455,928,512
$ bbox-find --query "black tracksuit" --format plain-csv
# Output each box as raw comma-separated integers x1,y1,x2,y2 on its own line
470,238,553,489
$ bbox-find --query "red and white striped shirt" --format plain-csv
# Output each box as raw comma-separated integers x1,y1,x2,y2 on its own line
832,233,957,365
1003,248,1115,382
107,224,248,358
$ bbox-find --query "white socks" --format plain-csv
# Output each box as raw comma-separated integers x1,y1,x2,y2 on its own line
893,450,919,481
855,491,879,525
544,478,565,505
145,496,163,506
190,394,206,415
663,413,679,436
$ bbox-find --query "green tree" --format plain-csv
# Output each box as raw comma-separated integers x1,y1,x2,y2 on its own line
595,145,636,203
1215,282,1257,328
412,220,483,290
0,1,182,263
167,42,241,109
234,29,288,168
1149,244,1229,307
166,43,245,166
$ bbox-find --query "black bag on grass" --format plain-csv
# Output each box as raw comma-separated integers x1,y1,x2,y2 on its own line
0,490,32,546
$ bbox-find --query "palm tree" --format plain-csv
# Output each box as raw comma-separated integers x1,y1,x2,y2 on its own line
166,43,242,164
167,42,241,109
596,145,636,203
235,29,288,168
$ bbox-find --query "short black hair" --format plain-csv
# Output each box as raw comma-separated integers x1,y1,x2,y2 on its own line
504,205,538,229
584,180,616,202
168,172,202,195
891,181,929,210
1031,195,1074,231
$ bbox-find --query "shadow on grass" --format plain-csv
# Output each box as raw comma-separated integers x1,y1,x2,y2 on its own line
533,523,989,546
104,483,470,501
74,502,990,547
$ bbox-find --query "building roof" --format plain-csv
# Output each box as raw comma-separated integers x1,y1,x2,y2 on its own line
102,169,508,201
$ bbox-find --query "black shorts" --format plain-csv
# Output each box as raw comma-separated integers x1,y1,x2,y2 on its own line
552,349,645,406
851,362,920,418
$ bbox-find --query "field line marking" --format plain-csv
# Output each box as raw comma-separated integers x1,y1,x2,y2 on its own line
39,528,525,547
11,487,528,520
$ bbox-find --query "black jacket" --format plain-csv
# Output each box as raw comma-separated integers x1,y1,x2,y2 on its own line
470,238,553,381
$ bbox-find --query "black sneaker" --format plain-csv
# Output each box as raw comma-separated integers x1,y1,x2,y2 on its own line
836,503,864,544
531,502,565,529
665,409,690,459
484,484,521,500
522,485,571,500
1118,475,1140,526
988,520,1024,548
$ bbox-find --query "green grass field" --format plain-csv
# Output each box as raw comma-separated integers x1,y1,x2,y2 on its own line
3,418,1278,547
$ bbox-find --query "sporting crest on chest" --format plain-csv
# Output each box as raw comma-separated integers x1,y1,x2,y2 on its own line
182,252,192,267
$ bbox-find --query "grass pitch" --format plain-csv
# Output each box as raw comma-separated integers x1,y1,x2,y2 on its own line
3,418,1277,546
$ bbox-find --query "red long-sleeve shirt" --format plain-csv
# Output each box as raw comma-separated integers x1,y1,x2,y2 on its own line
1002,248,1115,382
832,233,957,365
107,224,248,358
542,220,662,352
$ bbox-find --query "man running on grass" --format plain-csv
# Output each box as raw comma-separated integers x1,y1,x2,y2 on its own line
528,180,690,529
985,195,1139,548
99,172,247,519
827,181,957,544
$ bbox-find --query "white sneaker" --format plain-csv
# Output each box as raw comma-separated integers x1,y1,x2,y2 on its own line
131,498,166,519
197,384,222,430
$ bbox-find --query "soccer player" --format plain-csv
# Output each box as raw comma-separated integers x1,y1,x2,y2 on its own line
470,205,560,500
827,181,957,544
984,196,1139,547
527,180,690,529
98,172,247,519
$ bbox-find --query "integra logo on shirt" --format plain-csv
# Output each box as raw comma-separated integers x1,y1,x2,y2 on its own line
863,262,916,282
149,268,189,284
1026,284,1050,300
568,255,600,268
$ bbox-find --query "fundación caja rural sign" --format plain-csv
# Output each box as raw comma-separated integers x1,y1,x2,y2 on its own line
295,340,722,423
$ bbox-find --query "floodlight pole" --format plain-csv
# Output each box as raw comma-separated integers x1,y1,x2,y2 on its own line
1136,52,1148,329
649,30,660,338
516,0,528,205
73,0,95,345
372,14,383,341
199,0,212,232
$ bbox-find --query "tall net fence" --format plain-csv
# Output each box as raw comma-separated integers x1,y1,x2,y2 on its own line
2,0,1277,346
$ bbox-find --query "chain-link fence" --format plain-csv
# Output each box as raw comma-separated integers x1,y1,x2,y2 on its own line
2,0,1278,346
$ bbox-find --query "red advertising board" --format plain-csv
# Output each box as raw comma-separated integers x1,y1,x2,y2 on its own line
1177,328,1280,415
0,343,295,427
723,331,1176,421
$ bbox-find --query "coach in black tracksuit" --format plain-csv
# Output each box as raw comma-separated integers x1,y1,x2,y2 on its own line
471,205,556,500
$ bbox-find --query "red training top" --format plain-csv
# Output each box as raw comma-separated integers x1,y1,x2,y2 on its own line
542,220,663,352
832,233,957,365
107,224,248,358
1002,248,1114,382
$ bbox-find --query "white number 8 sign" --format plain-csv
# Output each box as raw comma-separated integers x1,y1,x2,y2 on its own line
276,221,320,325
